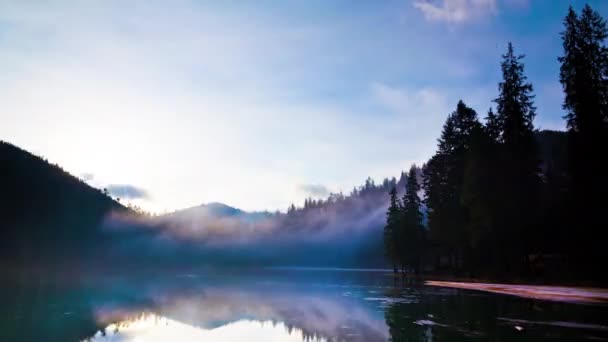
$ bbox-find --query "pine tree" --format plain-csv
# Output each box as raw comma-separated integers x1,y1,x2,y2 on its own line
401,165,424,273
494,43,537,145
397,171,407,192
485,108,501,143
492,42,540,274
560,5,608,133
423,101,481,271
559,5,608,277
287,204,296,215
384,186,401,273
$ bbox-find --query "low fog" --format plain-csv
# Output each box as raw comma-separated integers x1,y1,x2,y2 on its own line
99,172,422,268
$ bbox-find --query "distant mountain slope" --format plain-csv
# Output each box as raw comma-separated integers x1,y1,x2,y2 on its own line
150,179,393,267
162,202,271,225
0,140,125,261
166,202,246,220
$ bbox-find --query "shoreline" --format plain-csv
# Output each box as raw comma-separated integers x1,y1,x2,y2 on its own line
425,280,608,304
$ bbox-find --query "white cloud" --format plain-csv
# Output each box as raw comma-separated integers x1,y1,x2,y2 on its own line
371,83,448,116
106,184,150,200
298,184,330,198
80,173,95,182
413,0,497,23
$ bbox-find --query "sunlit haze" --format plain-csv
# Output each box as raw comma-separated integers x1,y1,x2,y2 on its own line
2,0,603,212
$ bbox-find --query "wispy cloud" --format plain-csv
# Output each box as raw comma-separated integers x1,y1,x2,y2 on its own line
413,0,497,23
298,184,330,198
371,83,448,115
80,172,95,182
106,184,149,200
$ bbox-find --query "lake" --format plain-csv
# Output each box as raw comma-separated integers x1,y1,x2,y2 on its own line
1,268,607,341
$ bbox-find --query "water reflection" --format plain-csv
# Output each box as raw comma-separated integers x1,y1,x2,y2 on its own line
85,313,325,342
82,271,390,341
1,269,608,341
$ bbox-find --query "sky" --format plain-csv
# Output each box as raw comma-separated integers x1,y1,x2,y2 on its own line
1,0,606,213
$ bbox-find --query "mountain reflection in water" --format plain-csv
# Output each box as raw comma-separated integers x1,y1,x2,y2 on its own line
1,269,608,341
86,314,325,342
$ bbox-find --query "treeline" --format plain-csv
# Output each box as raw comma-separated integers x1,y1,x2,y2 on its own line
279,168,428,240
284,165,425,219
275,176,405,267
149,174,425,268
384,5,608,283
384,165,425,274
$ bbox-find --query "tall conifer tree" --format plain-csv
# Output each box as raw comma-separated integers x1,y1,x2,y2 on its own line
423,101,481,270
493,42,540,274
401,165,424,273
384,187,401,273
559,5,608,276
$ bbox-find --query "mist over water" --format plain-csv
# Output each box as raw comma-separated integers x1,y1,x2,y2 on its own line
100,183,395,268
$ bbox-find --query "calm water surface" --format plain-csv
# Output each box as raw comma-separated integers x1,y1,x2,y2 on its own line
1,269,607,341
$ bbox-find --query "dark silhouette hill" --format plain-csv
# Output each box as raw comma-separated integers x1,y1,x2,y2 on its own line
0,140,125,263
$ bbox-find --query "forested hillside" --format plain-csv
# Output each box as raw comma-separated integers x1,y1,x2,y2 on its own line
0,141,125,263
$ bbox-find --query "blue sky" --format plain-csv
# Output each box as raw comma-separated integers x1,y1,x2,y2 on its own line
1,0,606,212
